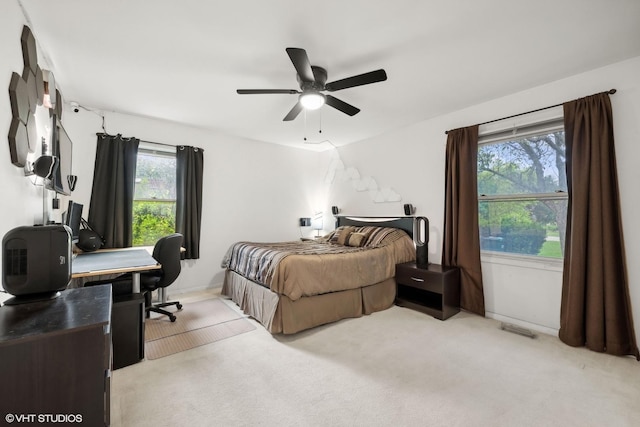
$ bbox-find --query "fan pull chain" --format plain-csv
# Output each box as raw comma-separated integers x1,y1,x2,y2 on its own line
303,110,307,141
319,110,322,135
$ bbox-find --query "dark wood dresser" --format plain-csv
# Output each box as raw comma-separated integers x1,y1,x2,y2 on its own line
0,285,112,426
395,262,461,320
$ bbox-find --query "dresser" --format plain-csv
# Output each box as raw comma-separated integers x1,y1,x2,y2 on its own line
0,285,112,426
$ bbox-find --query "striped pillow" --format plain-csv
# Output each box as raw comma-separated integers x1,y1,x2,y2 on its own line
331,226,357,245
358,226,408,247
346,232,368,247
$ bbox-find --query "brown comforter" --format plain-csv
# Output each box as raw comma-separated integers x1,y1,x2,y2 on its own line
221,231,415,301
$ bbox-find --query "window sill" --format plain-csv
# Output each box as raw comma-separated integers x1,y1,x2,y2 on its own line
480,251,564,272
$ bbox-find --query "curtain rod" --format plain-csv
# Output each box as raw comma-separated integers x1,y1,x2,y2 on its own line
95,133,203,151
96,133,174,148
444,89,617,134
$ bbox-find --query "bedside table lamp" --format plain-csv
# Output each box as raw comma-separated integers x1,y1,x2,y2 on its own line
311,216,323,237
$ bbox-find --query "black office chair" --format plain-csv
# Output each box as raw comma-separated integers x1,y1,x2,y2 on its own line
140,233,184,322
84,233,184,322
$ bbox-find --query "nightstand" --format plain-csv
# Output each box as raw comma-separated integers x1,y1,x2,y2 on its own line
395,262,461,320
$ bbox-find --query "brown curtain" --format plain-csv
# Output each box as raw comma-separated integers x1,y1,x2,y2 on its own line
560,92,639,359
442,125,485,316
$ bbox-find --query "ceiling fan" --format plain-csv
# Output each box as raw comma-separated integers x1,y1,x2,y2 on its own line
237,47,387,121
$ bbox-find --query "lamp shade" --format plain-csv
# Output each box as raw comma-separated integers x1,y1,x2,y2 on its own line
311,217,323,230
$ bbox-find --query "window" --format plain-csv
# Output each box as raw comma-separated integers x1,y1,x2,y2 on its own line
477,119,567,259
132,144,176,246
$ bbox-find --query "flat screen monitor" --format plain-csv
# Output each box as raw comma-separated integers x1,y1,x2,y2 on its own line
47,114,73,195
64,201,83,243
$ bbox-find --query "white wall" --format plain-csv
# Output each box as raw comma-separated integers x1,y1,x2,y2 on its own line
0,2,331,298
60,108,329,294
3,0,639,347
0,3,49,248
330,56,640,343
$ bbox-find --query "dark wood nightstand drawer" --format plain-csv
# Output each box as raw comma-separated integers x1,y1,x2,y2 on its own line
395,266,443,293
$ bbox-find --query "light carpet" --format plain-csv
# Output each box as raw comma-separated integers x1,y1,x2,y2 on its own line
144,298,255,359
113,295,640,427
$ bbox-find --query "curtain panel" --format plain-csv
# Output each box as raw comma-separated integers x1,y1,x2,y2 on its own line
442,125,485,316
88,134,139,248
560,92,639,359
176,145,204,259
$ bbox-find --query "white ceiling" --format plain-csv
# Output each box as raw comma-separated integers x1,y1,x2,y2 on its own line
18,0,640,150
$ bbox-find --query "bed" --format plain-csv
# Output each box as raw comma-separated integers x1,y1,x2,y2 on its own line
220,216,418,334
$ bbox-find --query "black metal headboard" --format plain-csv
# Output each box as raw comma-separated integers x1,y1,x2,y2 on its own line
335,216,416,239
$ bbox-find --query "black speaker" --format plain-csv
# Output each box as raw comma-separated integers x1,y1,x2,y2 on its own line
2,225,71,304
404,203,414,215
76,229,103,252
33,155,58,179
331,206,339,215
299,217,311,227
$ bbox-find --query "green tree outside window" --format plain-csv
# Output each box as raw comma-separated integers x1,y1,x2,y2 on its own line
478,130,567,259
133,149,176,246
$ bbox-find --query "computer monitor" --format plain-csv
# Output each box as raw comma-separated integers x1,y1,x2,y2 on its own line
46,114,74,195
64,200,83,243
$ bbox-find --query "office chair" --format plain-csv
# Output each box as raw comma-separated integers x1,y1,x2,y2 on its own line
84,233,184,322
140,233,183,322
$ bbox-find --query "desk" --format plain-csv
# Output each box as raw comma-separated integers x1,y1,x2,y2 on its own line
72,248,161,293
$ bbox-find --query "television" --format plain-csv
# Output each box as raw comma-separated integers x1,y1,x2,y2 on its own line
47,114,74,195
63,200,83,243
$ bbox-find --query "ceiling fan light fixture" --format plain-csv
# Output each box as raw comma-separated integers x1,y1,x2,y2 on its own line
237,48,385,121
300,92,325,110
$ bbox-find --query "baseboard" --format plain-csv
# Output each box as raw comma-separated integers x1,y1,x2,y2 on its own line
485,312,559,337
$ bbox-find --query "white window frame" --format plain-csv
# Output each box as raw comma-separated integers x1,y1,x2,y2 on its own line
134,142,177,204
477,112,567,268
132,142,177,246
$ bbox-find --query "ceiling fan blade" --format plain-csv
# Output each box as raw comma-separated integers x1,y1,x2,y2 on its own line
237,89,299,94
325,95,360,116
283,102,304,121
325,69,387,92
286,48,315,83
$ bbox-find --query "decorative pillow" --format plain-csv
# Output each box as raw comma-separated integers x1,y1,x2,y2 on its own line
328,226,345,243
331,226,357,245
346,232,368,247
337,231,352,245
337,227,356,245
359,226,407,247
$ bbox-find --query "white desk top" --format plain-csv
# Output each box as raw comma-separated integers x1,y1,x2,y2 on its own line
71,248,160,279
